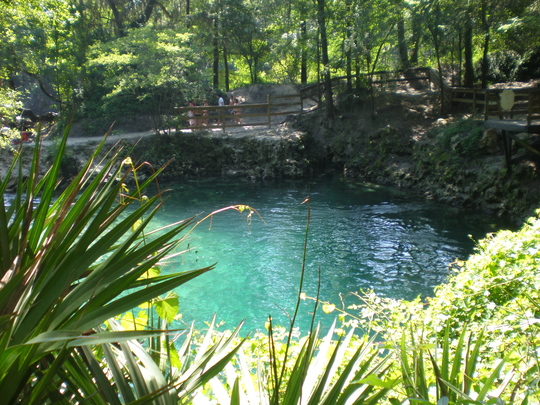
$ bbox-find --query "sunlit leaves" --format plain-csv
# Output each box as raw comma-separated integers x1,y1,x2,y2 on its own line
322,303,335,314
85,26,203,117
118,310,149,330
154,292,180,323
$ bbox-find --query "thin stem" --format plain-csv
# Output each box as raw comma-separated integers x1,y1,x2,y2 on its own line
274,197,312,402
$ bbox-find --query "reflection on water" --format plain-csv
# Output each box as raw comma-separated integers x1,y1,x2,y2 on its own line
150,177,512,333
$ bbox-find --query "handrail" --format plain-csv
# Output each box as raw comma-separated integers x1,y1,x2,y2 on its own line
175,93,302,132
175,68,435,132
299,67,432,104
450,87,540,124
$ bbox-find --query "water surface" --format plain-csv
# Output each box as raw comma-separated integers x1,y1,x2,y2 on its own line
150,176,511,333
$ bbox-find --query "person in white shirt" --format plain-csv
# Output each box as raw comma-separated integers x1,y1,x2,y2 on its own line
217,94,225,124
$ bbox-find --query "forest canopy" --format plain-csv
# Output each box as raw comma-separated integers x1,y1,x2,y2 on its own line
1,0,540,123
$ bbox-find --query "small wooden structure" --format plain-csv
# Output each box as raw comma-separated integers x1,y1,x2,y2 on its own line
451,87,540,171
484,88,540,171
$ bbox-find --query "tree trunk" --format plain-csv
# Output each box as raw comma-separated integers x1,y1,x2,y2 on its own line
481,32,490,88
213,18,220,89
223,44,229,91
409,12,421,65
397,16,409,68
107,0,125,37
457,33,462,86
317,0,334,122
345,0,353,91
434,36,445,114
346,43,352,92
300,20,308,85
463,19,474,87
355,54,361,91
251,58,258,84
480,0,490,89
134,0,158,27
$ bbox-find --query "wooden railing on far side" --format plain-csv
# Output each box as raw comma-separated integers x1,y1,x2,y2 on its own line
450,87,540,125
175,93,302,132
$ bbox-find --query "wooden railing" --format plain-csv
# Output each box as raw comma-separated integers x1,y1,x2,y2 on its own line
175,94,302,132
450,87,540,124
368,67,432,85
299,67,433,104
175,68,435,131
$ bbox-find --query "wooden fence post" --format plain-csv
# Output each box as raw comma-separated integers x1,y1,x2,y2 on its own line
220,107,225,132
267,94,271,128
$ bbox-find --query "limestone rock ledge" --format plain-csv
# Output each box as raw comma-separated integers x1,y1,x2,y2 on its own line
124,125,316,181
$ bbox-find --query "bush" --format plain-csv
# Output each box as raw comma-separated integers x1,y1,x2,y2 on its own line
516,47,540,81
436,118,485,157
476,51,522,83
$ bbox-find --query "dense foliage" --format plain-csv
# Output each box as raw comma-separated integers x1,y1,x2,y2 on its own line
1,0,540,401
0,128,538,402
1,0,540,128
0,130,250,403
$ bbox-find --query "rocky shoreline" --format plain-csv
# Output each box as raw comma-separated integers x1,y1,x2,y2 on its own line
2,89,539,225
293,93,540,224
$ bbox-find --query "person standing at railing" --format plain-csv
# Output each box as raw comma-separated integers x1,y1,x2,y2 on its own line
230,97,241,124
188,101,196,127
217,94,225,124
228,95,235,121
201,100,209,126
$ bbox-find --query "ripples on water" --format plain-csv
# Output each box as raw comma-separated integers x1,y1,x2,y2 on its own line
148,177,511,333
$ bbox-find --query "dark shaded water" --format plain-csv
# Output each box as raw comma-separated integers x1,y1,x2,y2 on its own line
151,176,511,333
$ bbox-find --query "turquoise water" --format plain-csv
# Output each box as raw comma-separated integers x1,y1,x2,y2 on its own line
151,176,511,334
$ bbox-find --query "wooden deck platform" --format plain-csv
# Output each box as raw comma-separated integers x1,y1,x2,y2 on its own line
484,118,540,172
484,119,540,134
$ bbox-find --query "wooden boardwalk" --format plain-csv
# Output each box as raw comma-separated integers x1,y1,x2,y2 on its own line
483,119,540,134
451,87,540,171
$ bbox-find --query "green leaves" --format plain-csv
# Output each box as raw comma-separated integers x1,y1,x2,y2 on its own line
0,127,243,403
85,26,201,120
219,322,397,404
154,293,180,323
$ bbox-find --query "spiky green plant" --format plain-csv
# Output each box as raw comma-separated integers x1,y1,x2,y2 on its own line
0,127,245,403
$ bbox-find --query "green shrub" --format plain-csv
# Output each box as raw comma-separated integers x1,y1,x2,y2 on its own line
476,50,522,83
436,118,485,157
298,211,540,404
0,128,246,403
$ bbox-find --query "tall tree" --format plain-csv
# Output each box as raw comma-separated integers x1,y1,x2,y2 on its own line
221,0,270,84
300,20,309,84
463,17,475,87
421,0,447,111
213,16,220,88
317,0,334,121
396,1,409,68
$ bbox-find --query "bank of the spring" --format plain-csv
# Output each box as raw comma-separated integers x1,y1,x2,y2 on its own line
61,107,539,225
125,126,320,181
293,107,540,224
